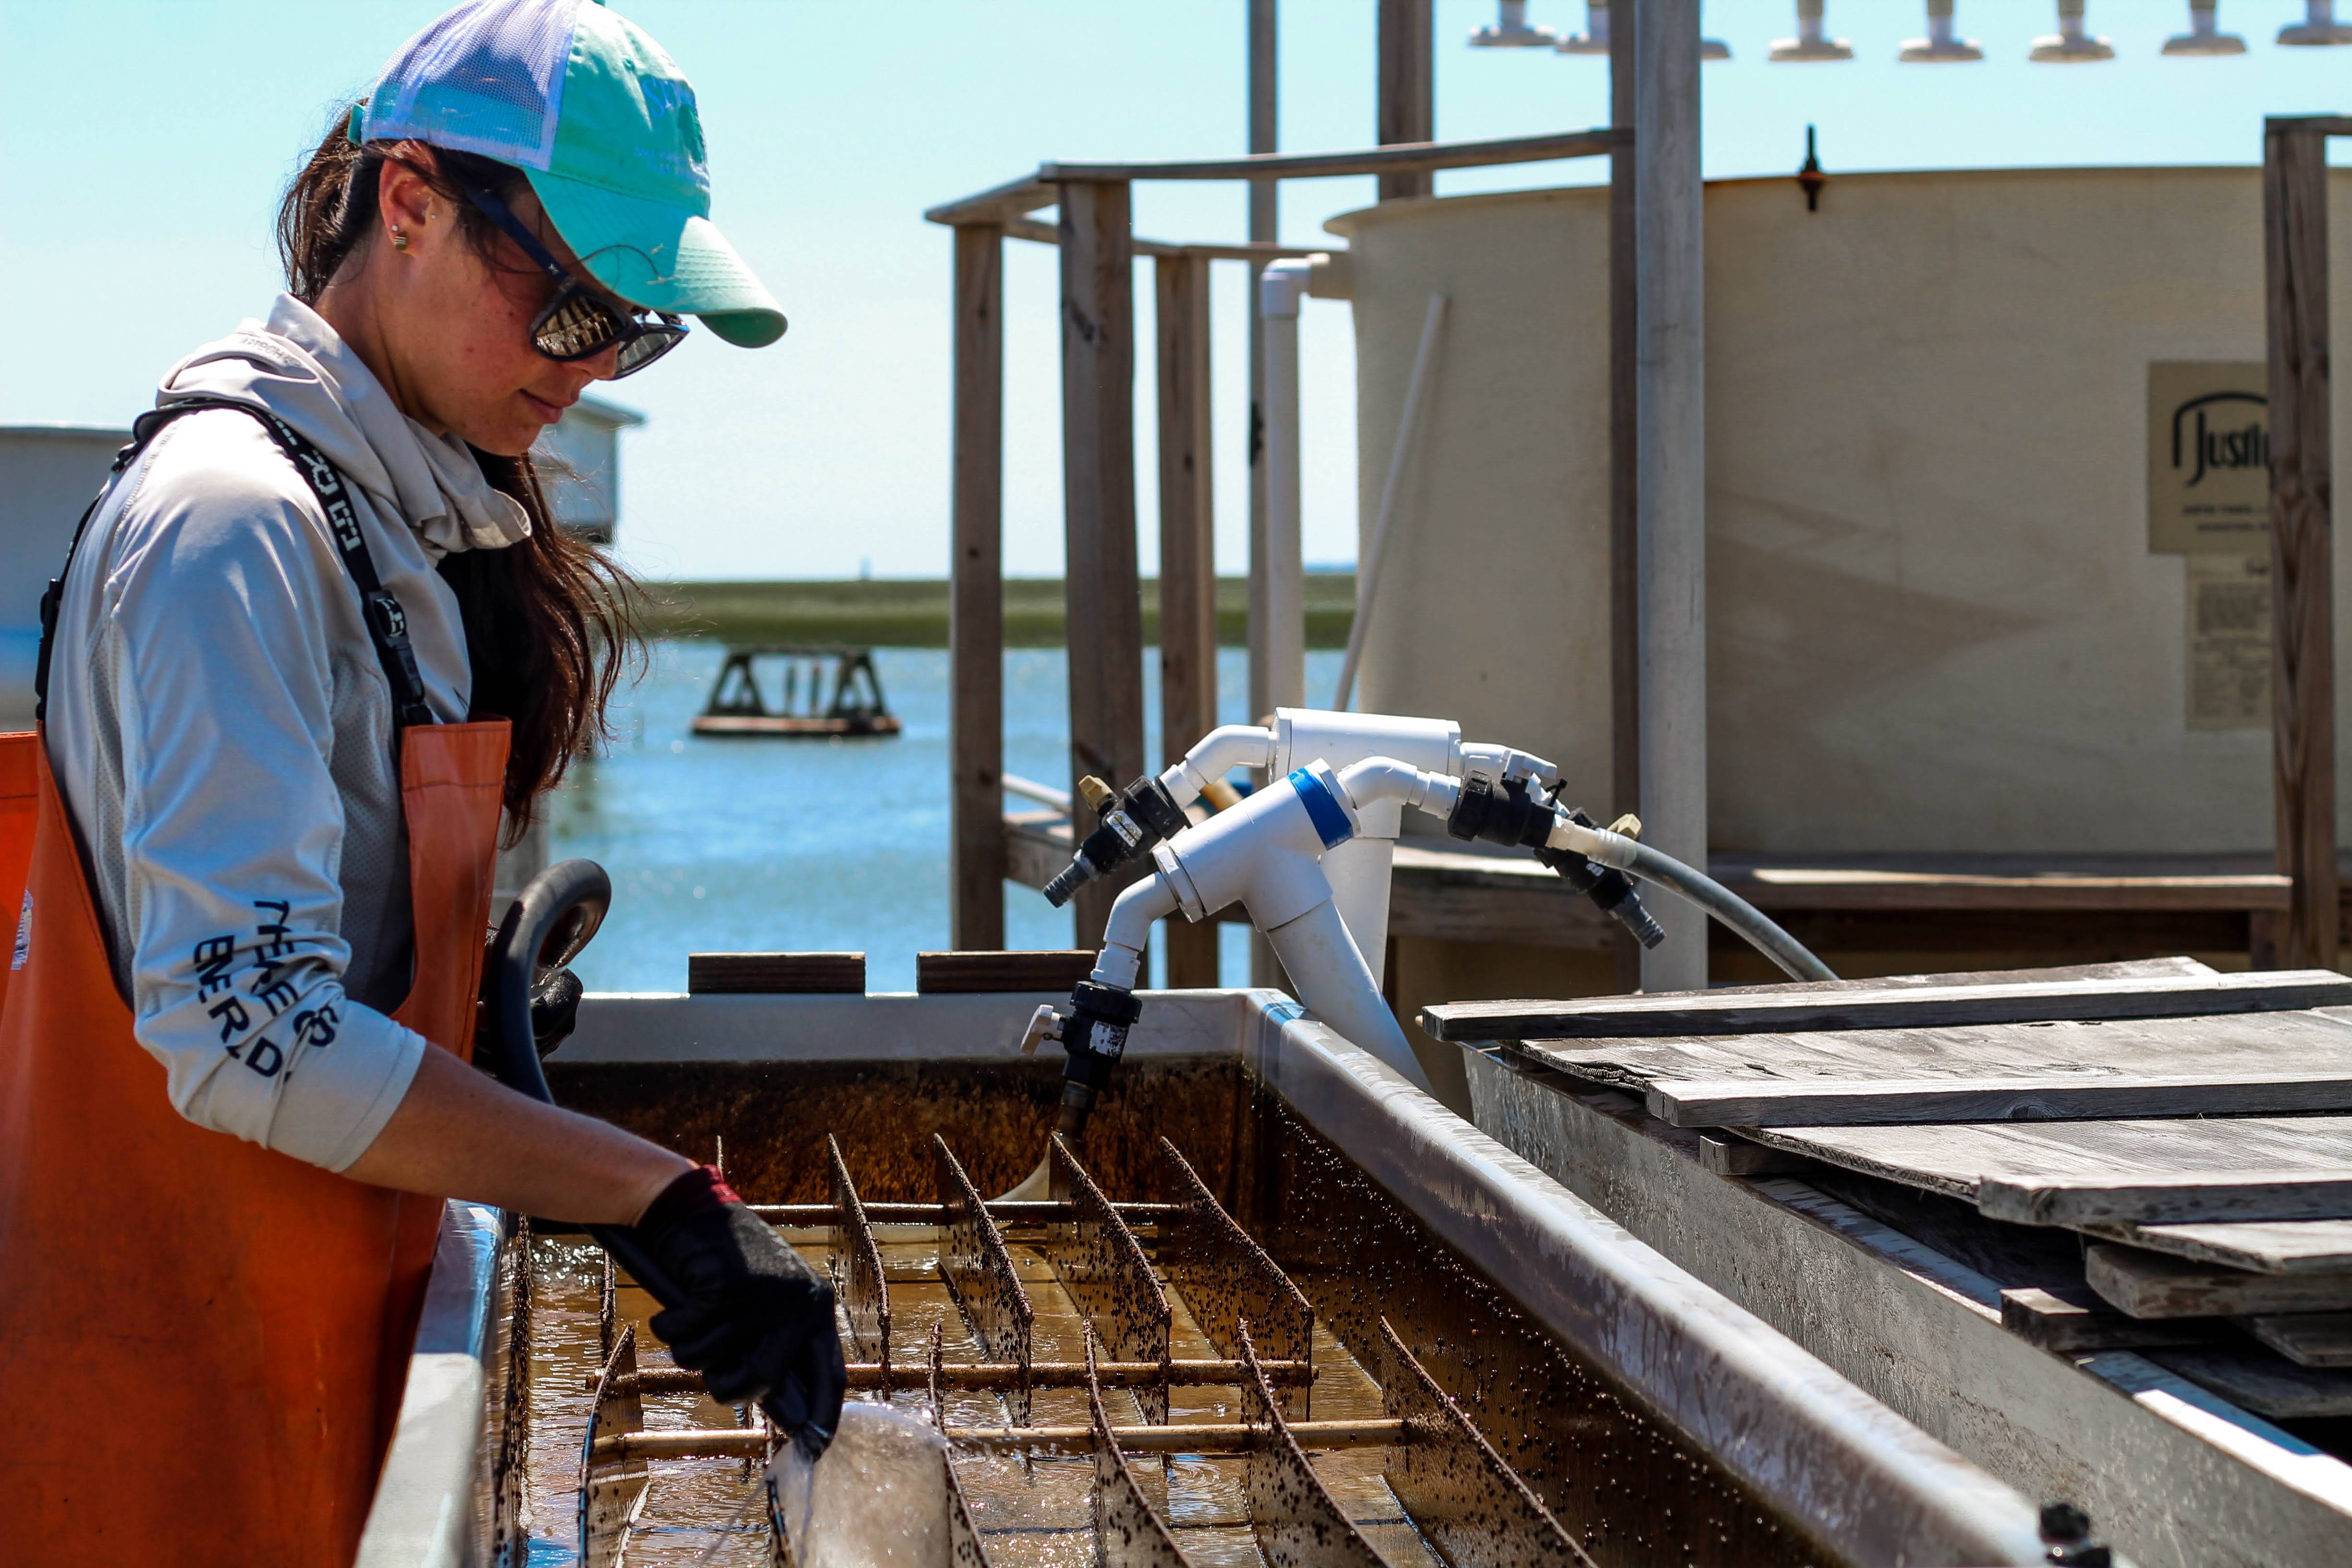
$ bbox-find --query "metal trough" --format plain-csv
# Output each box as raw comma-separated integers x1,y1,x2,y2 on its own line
355,986,2055,1565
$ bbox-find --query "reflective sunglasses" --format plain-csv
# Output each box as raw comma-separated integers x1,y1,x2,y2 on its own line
459,182,688,378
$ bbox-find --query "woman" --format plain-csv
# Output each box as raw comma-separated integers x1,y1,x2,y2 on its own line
0,3,842,1561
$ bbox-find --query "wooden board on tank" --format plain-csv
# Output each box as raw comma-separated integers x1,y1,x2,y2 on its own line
2243,1313,2352,1368
1486,1006,2352,1127
2086,1243,2352,1319
1420,969,2352,1042
1740,1117,2352,1222
2073,1215,2352,1276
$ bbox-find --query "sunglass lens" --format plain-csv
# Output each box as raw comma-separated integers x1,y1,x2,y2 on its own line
612,322,689,378
534,291,627,360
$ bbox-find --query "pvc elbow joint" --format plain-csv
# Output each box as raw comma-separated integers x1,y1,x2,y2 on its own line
1334,756,1461,820
1260,259,1313,320
1161,725,1276,809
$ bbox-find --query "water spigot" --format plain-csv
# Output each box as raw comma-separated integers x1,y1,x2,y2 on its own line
1042,774,1193,908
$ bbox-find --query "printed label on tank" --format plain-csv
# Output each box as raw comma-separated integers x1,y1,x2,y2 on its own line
2186,552,2270,731
2148,361,2270,555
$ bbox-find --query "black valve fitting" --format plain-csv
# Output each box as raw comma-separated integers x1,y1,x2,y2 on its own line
1055,980,1146,1136
1449,777,1666,949
1043,777,1191,908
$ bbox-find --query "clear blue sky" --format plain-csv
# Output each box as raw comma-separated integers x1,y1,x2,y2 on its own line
3,1,2346,582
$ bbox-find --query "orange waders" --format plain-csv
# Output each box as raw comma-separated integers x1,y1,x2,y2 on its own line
0,721,507,1566
0,401,511,1565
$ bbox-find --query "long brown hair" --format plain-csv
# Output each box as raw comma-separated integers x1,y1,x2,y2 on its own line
277,113,643,840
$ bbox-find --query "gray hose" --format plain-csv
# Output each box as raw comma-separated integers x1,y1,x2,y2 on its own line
1612,840,1837,983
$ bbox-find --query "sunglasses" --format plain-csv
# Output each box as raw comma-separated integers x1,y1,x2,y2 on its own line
459,182,688,378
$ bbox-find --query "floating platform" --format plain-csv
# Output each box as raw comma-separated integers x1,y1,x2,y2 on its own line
689,643,901,739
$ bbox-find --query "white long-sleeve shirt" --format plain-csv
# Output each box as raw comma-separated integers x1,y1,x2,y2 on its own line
43,295,530,1171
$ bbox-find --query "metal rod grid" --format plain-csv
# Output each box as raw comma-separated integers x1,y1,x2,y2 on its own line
1088,1339,1193,1568
1238,1323,1390,1568
589,1134,1573,1568
826,1134,892,1372
1049,1134,1176,1422
934,1133,1036,1423
1378,1318,1597,1568
1157,1137,1315,1416
578,1325,651,1568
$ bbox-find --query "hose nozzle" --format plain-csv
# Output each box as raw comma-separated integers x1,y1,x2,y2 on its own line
1040,775,1192,909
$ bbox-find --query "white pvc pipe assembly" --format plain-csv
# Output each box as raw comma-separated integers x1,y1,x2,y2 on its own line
1148,708,1471,990
1259,259,1312,717
1097,755,1464,1091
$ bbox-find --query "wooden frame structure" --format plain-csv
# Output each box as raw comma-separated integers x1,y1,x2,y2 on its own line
927,128,1622,954
934,92,2344,981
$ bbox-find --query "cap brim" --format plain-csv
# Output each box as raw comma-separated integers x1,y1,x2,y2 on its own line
524,168,786,349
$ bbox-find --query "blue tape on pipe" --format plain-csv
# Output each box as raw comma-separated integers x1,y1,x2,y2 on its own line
1288,767,1352,849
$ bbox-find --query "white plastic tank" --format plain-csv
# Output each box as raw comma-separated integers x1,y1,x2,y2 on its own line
1329,168,2352,855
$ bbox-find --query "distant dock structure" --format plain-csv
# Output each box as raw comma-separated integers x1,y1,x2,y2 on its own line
691,644,901,738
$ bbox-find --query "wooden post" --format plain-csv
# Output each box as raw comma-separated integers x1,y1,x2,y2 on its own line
1608,0,1641,994
1057,179,1148,948
1637,0,1708,993
1156,254,1221,987
2264,121,2337,971
950,223,1006,950
1376,0,1435,201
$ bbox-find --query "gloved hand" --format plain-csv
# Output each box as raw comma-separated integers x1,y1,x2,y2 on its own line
529,966,584,1057
627,1166,847,1459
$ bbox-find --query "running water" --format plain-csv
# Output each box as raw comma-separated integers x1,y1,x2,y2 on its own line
769,1404,954,1568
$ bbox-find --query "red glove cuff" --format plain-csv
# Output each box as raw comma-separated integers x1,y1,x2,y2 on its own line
639,1165,744,1234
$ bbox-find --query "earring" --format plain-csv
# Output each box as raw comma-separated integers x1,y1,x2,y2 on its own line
390,226,410,252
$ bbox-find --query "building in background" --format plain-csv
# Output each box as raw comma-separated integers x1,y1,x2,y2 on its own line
532,395,645,546
0,425,130,729
1,401,643,902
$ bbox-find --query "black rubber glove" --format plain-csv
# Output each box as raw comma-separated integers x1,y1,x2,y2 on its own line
629,1167,847,1459
529,967,584,1057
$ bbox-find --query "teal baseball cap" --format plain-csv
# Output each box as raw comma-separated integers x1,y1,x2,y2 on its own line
352,0,784,348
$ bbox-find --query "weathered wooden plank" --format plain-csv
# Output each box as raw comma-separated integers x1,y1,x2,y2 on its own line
1058,178,1147,948
1534,1007,2352,1090
686,952,865,995
950,222,1007,951
2265,120,2338,971
1998,1286,2220,1354
1753,1116,2352,1193
1421,969,2352,1042
2242,1312,2352,1368
917,949,1097,995
1978,1170,2352,1228
1697,1134,1820,1178
1155,251,1218,990
2148,1345,2352,1419
2087,1216,2352,1276
1035,127,1618,185
2086,1243,2352,1320
1655,1071,2352,1130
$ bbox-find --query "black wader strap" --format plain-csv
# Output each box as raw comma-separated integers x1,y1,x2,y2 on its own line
34,398,436,731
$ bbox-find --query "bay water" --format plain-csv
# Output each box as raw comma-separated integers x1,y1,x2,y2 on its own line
551,641,1346,994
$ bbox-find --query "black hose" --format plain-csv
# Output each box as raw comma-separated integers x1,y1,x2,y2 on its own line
482,859,687,1306
1612,840,1838,983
